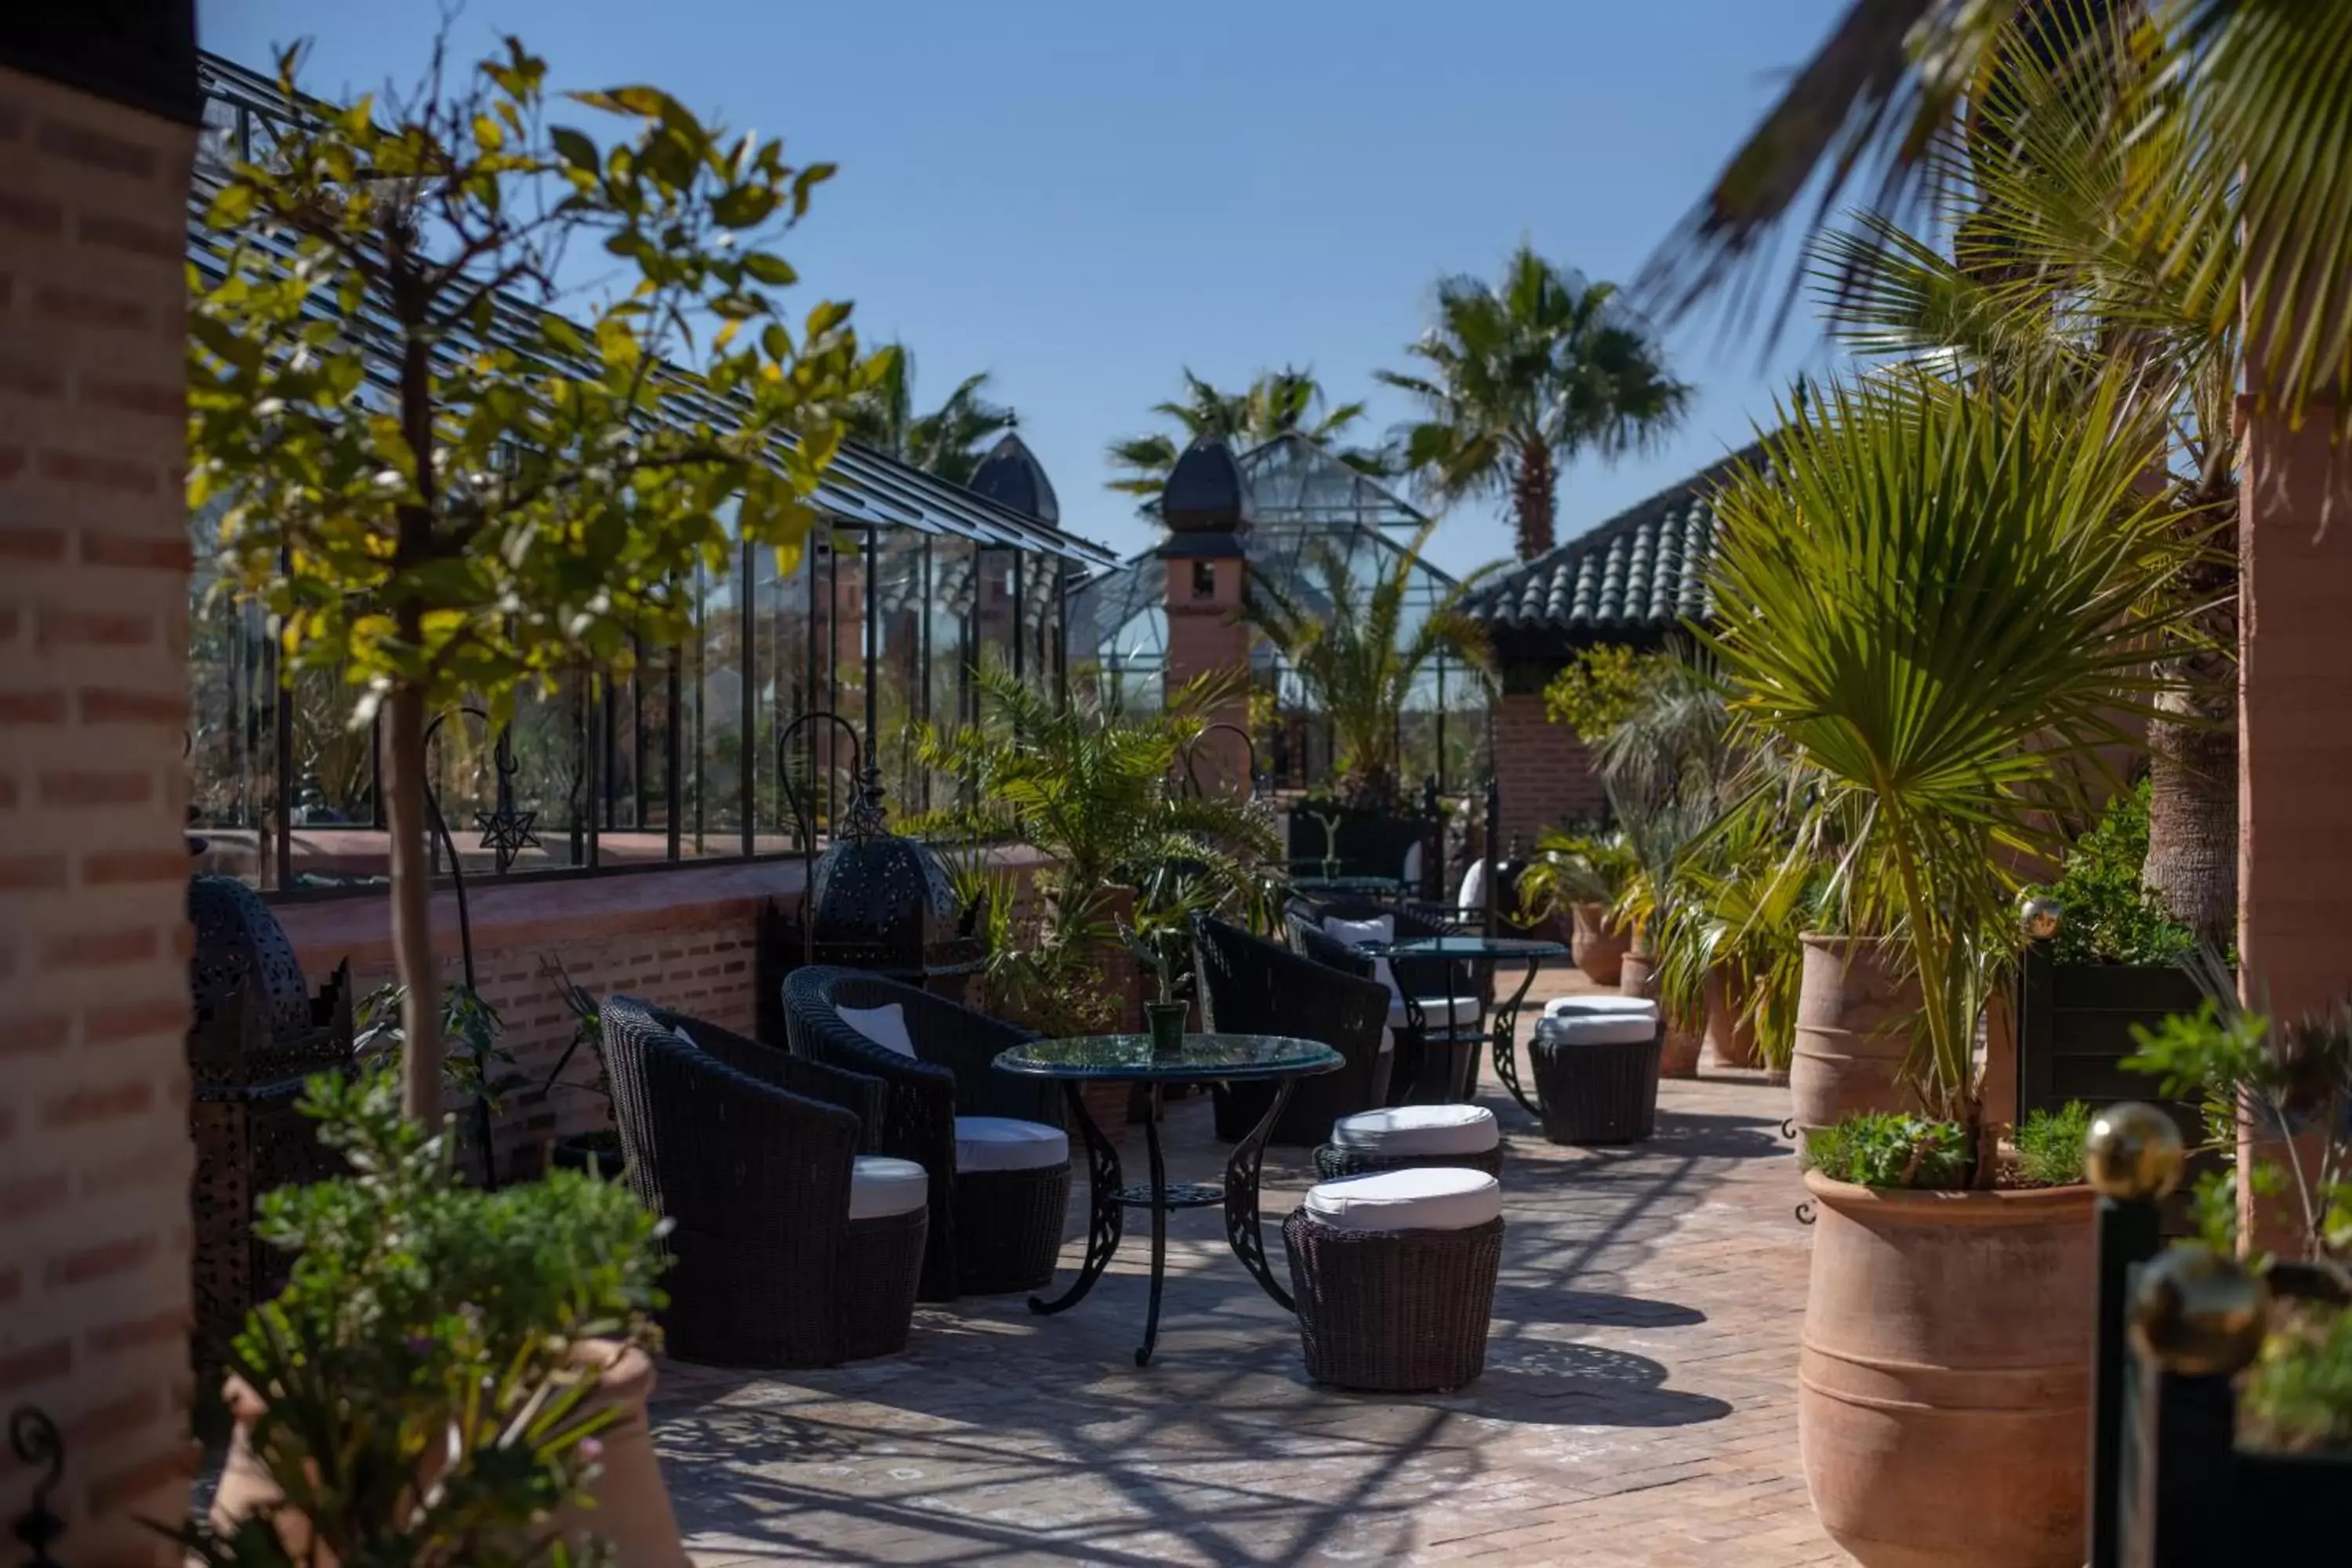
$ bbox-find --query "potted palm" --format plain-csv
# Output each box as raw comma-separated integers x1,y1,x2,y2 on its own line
1706,367,2200,1568
1514,828,1636,985
1122,903,1196,1058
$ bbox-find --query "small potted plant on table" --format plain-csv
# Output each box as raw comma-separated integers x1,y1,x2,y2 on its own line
1123,904,1196,1059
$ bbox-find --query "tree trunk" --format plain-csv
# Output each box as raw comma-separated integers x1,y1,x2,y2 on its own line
384,681,443,1125
2143,656,2237,952
1511,438,1556,561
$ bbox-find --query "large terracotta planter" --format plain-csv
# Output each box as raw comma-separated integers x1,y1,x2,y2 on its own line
1620,945,1703,1079
1570,902,1630,987
1798,1172,2094,1567
1703,971,1761,1070
211,1340,685,1566
1789,935,1922,1140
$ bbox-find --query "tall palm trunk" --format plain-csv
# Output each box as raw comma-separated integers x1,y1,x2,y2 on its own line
2142,482,2238,952
1511,438,1557,560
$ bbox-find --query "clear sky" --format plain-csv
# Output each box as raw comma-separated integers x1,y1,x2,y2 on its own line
198,0,1846,579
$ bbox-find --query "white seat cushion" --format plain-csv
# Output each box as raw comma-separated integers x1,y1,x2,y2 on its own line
848,1155,929,1220
1401,841,1424,885
1388,994,1481,1032
1324,915,1399,997
1330,1103,1498,1157
953,1116,1069,1173
1534,1012,1657,1045
1456,859,1487,915
1541,994,1660,1020
837,1001,916,1058
1305,1167,1502,1232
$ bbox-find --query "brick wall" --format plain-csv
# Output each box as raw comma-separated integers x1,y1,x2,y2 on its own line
1490,690,1603,852
0,65,198,1566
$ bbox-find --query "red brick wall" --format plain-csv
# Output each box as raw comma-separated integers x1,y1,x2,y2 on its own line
1490,691,1603,852
0,66,199,1566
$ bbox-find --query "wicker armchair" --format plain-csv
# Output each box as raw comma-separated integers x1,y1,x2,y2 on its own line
601,997,926,1368
1193,914,1391,1145
1287,900,1486,1105
780,967,1070,1301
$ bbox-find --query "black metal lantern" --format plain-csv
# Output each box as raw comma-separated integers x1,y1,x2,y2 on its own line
781,714,982,985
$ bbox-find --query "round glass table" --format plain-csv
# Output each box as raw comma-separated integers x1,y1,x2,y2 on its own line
1357,934,1567,1109
994,1033,1342,1367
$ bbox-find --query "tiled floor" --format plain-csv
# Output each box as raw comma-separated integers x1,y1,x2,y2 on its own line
653,979,1850,1566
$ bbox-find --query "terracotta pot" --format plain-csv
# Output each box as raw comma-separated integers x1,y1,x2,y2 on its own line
212,1340,684,1566
1790,935,1922,1141
1703,971,1761,1070
1617,944,1702,1080
1570,902,1630,987
1799,1172,2094,1567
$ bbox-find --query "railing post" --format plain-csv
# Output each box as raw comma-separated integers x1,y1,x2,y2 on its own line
2080,1102,2186,1568
1481,772,1500,940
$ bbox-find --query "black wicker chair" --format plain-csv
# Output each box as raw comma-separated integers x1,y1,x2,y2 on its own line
781,967,1070,1301
1287,900,1486,1105
601,997,927,1368
1193,914,1391,1146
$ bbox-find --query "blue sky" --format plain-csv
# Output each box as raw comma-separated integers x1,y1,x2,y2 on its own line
199,0,1846,578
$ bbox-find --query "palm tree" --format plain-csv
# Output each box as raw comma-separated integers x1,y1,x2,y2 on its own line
1378,246,1691,561
1243,518,1494,809
845,343,1017,487
1106,367,1391,497
1704,368,2202,1145
1794,10,2245,946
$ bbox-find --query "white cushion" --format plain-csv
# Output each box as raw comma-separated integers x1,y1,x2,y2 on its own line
848,1156,929,1220
670,1022,699,1050
1541,995,1659,1020
1305,1167,1502,1232
1535,1012,1657,1045
1330,1103,1498,1157
1401,841,1424,885
953,1115,1069,1173
1457,859,1487,914
838,1001,916,1058
1388,994,1481,1032
1324,915,1399,998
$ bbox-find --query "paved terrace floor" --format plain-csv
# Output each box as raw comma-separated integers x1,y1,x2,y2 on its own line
654,975,1852,1567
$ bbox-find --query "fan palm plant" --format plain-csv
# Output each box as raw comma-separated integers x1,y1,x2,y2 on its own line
1379,246,1691,561
1243,517,1495,810
1703,367,2207,1153
846,343,1017,487
1106,367,1391,496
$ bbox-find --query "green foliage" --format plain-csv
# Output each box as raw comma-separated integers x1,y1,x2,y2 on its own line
1243,517,1494,809
178,1067,666,1566
1806,1112,1975,1191
2028,782,2196,966
189,39,878,727
844,343,1014,485
357,981,531,1112
2015,1101,2093,1187
2127,995,2352,1263
538,955,611,1106
1378,246,1690,560
1105,367,1392,496
1541,645,1657,742
2241,1301,2352,1454
1515,826,1639,920
1706,368,2198,1133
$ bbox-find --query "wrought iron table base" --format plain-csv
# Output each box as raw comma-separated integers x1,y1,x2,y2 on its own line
1029,1077,1299,1367
1483,960,1551,1116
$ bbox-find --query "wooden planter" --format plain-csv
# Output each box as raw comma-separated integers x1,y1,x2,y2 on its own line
1800,1173,2095,1567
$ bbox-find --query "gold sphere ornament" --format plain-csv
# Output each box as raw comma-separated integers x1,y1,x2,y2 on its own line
2082,1102,2186,1200
2130,1246,2268,1377
2019,893,2062,941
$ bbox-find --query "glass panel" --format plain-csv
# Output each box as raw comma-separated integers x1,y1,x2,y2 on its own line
823,525,866,833
186,514,277,888
974,546,1018,707
872,528,926,816
751,535,817,851
502,679,588,872
926,535,976,815
682,562,745,857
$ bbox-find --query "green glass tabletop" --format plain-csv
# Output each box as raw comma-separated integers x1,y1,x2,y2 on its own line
1364,935,1566,960
993,1033,1345,1083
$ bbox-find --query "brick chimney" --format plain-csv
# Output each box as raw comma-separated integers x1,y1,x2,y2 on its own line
1156,437,1254,793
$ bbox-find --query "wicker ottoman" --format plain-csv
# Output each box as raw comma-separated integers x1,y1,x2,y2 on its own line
1529,1008,1662,1145
837,1156,931,1362
1313,1103,1504,1180
950,1116,1073,1295
1283,1167,1504,1392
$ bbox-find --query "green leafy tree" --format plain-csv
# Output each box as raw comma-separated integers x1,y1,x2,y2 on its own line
1106,366,1392,496
1243,519,1495,810
188,41,880,1121
1704,368,2202,1163
1379,247,1691,561
845,343,1017,485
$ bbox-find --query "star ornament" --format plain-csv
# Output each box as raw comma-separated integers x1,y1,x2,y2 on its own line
474,804,541,873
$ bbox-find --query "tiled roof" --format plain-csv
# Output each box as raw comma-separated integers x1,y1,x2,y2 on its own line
1462,442,1766,636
